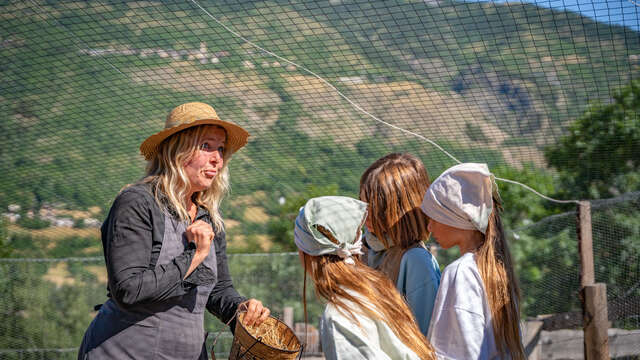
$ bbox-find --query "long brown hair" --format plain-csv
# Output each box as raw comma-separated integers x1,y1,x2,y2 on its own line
359,153,431,281
301,252,436,360
476,195,525,359
140,125,232,233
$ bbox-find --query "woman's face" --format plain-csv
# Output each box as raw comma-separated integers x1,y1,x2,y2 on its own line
184,126,226,194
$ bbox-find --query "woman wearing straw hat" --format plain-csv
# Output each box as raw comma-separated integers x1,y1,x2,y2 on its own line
78,102,269,360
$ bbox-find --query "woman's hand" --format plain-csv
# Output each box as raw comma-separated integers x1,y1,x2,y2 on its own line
184,220,214,278
239,299,270,327
186,220,214,257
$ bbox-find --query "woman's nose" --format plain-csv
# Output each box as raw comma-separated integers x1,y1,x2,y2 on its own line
210,150,223,163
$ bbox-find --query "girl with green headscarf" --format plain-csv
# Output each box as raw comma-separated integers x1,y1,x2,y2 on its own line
294,196,436,360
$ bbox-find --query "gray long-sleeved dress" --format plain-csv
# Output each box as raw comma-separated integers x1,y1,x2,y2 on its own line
78,183,246,359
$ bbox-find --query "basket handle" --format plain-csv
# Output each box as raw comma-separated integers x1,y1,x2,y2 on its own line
211,310,239,352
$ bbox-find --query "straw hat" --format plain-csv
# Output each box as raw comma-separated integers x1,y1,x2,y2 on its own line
140,102,249,160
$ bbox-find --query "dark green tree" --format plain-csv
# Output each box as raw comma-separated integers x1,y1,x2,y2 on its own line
545,80,640,199
524,79,640,323
0,218,11,258
492,163,559,228
267,184,339,252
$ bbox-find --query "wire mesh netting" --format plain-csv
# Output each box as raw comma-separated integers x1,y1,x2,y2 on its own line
509,192,640,326
1,0,638,212
1,0,639,359
1,188,639,359
508,192,640,359
0,254,324,359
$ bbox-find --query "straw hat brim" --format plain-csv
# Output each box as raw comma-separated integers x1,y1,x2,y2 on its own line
140,118,249,160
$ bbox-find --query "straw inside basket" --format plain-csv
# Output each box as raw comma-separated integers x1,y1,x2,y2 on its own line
230,312,302,360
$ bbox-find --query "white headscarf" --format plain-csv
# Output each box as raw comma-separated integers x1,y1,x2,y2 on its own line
420,163,496,234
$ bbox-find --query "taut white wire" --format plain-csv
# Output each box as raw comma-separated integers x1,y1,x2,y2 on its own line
495,177,579,204
190,0,581,205
188,0,462,165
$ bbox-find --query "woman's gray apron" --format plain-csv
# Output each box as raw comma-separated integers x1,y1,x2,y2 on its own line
79,214,217,360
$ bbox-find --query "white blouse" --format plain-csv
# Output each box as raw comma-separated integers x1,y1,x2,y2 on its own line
428,252,507,360
320,293,421,360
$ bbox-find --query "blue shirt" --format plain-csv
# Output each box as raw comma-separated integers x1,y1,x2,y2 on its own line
396,247,441,336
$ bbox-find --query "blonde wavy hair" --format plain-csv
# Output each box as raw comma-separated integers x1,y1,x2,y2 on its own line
477,195,525,360
300,252,436,360
140,125,231,233
359,153,431,281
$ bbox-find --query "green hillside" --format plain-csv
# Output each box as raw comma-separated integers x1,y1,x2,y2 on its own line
0,0,638,252
297,0,640,131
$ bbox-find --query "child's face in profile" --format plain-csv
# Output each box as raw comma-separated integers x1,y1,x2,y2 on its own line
360,192,375,233
364,214,374,234
428,219,458,249
428,219,483,254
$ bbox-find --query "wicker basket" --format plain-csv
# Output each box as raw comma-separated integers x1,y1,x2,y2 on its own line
228,312,302,360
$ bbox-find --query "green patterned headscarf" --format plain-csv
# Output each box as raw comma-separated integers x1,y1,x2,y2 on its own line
294,196,368,264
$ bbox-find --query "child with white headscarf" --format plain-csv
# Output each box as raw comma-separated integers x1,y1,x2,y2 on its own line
294,196,436,360
421,163,525,360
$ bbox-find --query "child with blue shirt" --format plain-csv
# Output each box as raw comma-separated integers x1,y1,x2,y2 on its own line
359,153,441,335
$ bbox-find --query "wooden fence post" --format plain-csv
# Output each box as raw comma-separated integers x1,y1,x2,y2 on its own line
578,201,594,287
283,306,294,329
577,201,610,360
584,283,610,360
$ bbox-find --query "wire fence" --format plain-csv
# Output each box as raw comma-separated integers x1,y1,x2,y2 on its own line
508,191,640,330
0,192,638,359
0,253,323,359
1,0,639,358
